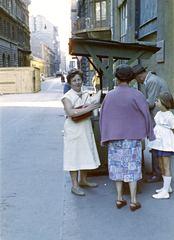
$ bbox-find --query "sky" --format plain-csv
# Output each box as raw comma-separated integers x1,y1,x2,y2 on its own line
28,0,71,53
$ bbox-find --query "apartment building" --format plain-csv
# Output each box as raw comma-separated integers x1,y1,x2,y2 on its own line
0,0,31,67
29,15,61,76
71,0,174,94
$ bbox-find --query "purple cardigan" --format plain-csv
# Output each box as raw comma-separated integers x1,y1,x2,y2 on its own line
99,85,156,146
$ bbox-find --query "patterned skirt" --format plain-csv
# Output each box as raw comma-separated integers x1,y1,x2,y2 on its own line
108,139,142,182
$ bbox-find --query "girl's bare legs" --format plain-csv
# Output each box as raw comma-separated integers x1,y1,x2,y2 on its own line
129,181,137,203
153,156,172,198
70,171,79,189
163,156,171,176
158,156,165,175
115,181,124,201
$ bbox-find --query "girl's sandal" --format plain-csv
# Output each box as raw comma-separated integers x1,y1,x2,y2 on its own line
115,200,127,209
130,202,141,211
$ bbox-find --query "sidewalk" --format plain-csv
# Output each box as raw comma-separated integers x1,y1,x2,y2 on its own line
62,147,174,240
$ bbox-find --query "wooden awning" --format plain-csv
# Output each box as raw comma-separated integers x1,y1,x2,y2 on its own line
69,37,160,89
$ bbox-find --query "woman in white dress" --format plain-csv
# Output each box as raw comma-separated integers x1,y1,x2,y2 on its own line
148,92,174,199
61,68,101,196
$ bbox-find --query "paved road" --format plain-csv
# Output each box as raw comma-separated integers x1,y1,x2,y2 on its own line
1,78,174,240
1,78,66,240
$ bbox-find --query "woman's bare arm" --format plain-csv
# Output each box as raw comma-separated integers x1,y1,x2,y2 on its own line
62,98,99,117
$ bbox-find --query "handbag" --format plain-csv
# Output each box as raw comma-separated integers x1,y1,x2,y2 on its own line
72,95,92,122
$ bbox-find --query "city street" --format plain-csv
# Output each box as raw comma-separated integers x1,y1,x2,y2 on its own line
1,78,174,240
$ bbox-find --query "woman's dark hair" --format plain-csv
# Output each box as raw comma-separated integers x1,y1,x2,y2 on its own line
114,64,135,83
67,68,84,84
158,92,174,110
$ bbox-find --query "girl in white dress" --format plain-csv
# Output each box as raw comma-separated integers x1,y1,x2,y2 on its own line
61,68,101,196
148,92,174,199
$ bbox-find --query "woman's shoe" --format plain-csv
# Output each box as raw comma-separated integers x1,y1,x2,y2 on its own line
79,181,98,188
115,200,127,209
71,187,85,196
130,202,141,211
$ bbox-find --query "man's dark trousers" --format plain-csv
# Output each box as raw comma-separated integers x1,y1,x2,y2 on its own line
152,150,162,176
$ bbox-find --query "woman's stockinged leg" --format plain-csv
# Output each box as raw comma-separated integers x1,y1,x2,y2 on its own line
70,171,79,189
129,181,137,203
80,170,88,183
115,181,124,201
129,181,141,211
79,170,98,188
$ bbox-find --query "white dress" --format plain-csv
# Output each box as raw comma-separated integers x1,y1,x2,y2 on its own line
61,89,101,171
148,111,174,152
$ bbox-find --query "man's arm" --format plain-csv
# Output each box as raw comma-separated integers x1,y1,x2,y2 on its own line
146,80,158,109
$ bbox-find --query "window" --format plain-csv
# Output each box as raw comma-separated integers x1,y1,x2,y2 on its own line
120,1,127,42
3,19,6,36
96,2,100,21
11,0,13,12
101,1,106,20
7,0,10,8
7,22,10,39
4,20,7,37
12,25,15,40
14,53,16,66
3,53,6,67
8,55,11,67
0,18,2,35
95,1,106,22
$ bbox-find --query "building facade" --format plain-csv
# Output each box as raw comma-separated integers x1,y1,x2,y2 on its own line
30,36,55,77
0,0,31,67
29,15,61,75
71,0,174,95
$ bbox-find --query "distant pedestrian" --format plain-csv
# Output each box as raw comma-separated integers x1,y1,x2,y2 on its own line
148,92,174,199
92,71,100,92
132,63,173,183
61,68,100,196
63,82,71,94
41,74,45,81
99,64,155,211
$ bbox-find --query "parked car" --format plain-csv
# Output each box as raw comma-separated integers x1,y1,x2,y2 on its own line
56,71,63,77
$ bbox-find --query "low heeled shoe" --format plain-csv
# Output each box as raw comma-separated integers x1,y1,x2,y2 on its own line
79,181,98,188
71,187,85,196
130,202,141,211
115,200,127,209
156,186,172,193
152,191,169,199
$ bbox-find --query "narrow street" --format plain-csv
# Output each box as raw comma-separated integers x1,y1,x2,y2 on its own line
1,78,174,240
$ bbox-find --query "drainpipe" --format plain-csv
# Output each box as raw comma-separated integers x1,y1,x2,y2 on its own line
111,0,113,41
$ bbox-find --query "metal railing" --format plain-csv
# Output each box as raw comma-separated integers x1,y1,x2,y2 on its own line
74,17,111,32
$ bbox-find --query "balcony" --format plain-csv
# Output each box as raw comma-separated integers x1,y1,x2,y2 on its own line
73,17,111,40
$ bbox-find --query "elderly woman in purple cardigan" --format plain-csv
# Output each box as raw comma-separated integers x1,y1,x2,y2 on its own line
99,64,155,211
